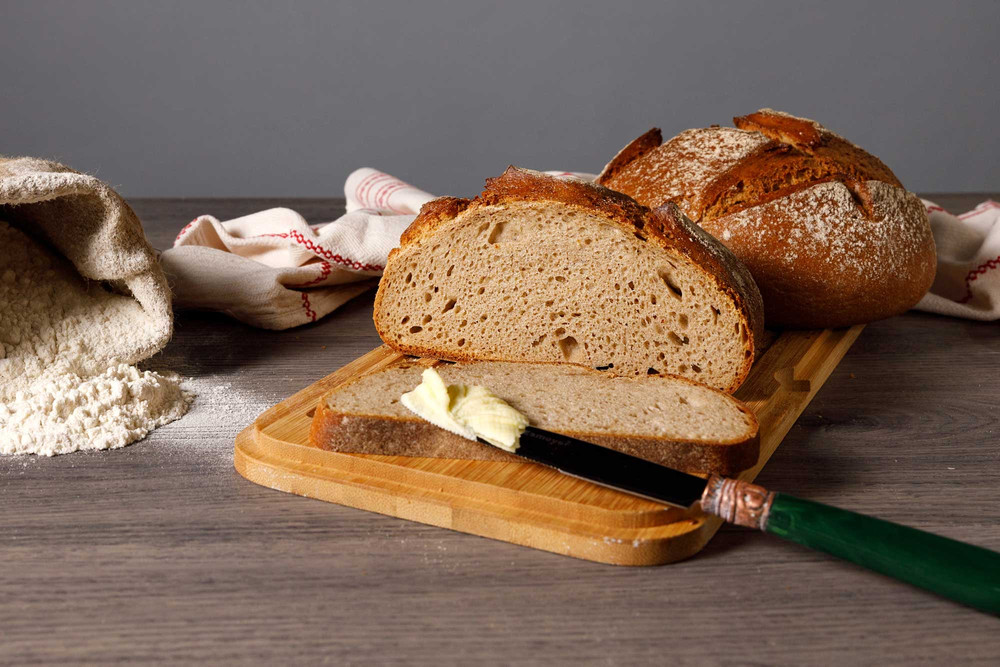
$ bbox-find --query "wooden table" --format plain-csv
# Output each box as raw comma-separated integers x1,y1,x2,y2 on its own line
3,195,998,664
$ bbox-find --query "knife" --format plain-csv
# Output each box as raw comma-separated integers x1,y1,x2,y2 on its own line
501,426,1000,615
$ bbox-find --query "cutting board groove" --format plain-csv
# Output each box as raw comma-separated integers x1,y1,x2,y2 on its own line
235,326,863,565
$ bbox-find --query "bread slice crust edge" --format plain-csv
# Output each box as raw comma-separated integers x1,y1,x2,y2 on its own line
310,361,762,475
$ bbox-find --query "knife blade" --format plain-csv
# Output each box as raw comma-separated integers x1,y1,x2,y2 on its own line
511,426,707,508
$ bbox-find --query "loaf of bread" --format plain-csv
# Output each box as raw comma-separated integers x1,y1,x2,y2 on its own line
310,361,761,474
597,109,936,328
373,167,764,393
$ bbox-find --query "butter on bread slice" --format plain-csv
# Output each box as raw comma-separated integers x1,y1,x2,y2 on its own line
310,361,760,475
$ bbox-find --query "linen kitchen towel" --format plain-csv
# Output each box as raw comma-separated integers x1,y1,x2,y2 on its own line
916,200,1000,320
160,169,595,329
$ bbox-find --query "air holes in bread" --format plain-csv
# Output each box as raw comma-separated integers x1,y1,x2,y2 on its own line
442,299,456,313
678,313,688,329
487,221,520,244
457,338,466,347
658,269,683,299
422,315,432,324
423,293,432,303
668,332,685,346
409,326,422,334
691,364,702,373
401,316,410,324
647,368,659,375
558,335,582,362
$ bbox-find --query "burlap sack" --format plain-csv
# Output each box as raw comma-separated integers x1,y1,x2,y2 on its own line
0,156,172,367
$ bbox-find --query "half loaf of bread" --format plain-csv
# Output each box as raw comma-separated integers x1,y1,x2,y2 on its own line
373,167,764,393
310,361,760,474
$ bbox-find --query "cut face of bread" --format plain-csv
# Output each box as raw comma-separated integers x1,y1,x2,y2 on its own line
310,361,761,474
373,168,764,393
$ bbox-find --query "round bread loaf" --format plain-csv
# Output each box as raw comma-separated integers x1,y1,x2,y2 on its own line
596,109,936,328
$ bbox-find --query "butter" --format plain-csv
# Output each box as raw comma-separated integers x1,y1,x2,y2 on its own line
400,368,529,452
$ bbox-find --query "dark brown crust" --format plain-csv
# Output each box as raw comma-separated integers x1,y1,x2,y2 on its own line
600,110,903,223
399,196,470,246
596,109,934,328
309,362,762,475
373,167,764,393
700,181,936,328
733,110,825,149
596,127,662,185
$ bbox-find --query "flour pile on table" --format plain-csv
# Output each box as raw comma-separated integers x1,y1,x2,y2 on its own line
0,221,191,456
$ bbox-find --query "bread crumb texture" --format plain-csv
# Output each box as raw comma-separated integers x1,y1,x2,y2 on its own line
328,362,756,444
375,170,761,393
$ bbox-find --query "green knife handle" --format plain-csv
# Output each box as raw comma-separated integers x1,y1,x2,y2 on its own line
701,476,1000,615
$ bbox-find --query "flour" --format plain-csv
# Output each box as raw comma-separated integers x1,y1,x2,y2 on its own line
0,220,191,456
0,364,192,456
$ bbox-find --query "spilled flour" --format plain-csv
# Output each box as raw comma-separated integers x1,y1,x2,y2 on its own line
0,221,192,456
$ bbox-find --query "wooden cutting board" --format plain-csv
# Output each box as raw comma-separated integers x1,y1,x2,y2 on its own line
234,326,863,565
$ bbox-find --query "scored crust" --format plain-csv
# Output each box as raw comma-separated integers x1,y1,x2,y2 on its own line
702,180,936,328
374,167,765,392
596,109,936,328
597,109,902,223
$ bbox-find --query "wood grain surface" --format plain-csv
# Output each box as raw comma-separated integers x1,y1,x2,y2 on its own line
2,195,998,664
235,326,862,566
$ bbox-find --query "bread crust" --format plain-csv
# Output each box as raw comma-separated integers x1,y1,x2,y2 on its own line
309,361,761,475
598,127,663,185
596,109,936,328
373,167,764,392
702,180,936,328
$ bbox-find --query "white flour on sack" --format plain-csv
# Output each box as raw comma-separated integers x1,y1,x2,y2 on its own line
0,221,192,456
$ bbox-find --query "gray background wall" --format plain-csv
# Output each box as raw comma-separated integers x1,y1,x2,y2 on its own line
2,0,998,198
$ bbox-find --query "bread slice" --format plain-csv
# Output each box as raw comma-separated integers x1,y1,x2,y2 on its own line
373,167,764,393
310,361,760,474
